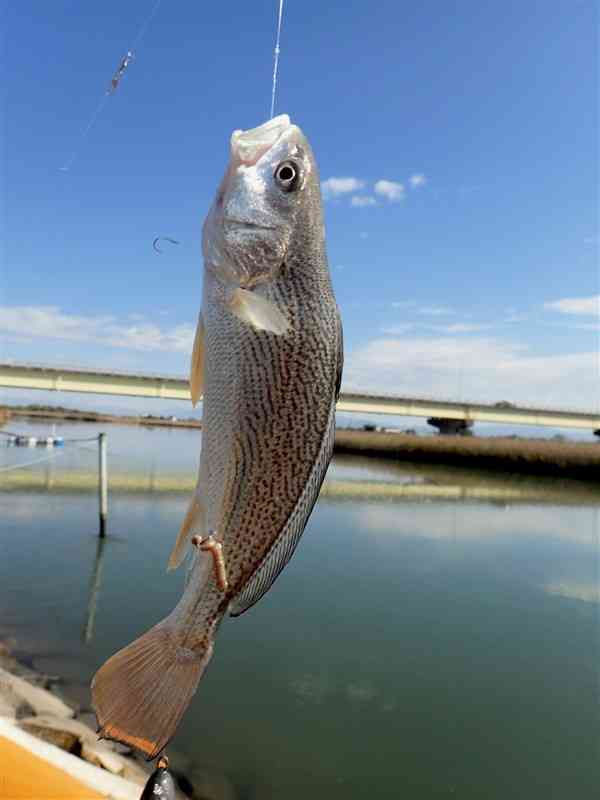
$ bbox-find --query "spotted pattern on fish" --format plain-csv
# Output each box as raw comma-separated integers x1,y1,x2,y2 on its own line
200,263,341,609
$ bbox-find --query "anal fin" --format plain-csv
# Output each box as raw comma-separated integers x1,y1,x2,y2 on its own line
168,494,205,571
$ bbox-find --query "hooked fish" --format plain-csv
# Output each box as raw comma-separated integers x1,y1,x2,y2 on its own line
91,114,343,759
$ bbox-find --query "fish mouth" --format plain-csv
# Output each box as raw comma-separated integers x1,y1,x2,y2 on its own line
230,115,291,166
224,217,276,231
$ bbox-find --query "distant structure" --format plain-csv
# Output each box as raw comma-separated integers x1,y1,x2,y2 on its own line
1,362,599,434
427,417,474,436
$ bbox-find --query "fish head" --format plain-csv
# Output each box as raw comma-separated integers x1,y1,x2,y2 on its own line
203,115,319,288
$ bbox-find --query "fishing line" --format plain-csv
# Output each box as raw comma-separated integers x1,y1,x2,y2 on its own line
60,94,110,172
131,0,163,51
71,442,100,454
0,451,63,473
59,0,164,171
60,435,102,443
270,0,285,119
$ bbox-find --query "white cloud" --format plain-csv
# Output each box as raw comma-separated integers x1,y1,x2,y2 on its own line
416,305,455,316
380,324,415,335
574,322,600,331
0,306,195,353
503,312,530,324
544,582,599,603
350,195,377,207
374,180,405,202
544,295,599,316
382,322,487,336
424,323,490,334
391,301,455,316
439,323,488,333
344,334,599,409
321,177,365,198
358,504,595,546
409,173,426,188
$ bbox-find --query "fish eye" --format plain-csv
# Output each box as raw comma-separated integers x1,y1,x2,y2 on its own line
274,160,300,192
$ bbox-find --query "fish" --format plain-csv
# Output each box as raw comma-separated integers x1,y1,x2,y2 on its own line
91,114,343,760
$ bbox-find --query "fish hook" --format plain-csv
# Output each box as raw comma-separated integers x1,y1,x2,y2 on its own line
153,237,180,254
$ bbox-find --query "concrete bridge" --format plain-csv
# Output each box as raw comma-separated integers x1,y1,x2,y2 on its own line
1,361,599,432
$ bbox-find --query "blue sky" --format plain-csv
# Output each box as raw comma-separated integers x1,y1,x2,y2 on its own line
1,0,598,415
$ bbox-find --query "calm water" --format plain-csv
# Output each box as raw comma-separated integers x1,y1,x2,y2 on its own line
1,421,599,799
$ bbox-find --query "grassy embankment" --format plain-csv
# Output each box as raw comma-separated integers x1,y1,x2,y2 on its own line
335,428,600,480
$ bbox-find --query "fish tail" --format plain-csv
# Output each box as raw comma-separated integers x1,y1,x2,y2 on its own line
91,623,213,760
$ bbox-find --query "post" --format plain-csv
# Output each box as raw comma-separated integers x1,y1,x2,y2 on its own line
98,432,108,536
83,536,106,643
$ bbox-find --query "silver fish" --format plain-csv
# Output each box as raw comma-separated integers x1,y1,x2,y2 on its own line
91,115,343,759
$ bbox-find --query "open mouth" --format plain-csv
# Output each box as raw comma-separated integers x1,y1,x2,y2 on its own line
230,115,291,166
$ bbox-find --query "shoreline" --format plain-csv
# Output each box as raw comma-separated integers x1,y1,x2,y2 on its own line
0,633,228,798
1,405,202,430
0,635,154,798
2,404,600,479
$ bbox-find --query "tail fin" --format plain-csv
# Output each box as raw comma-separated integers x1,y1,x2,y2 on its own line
91,624,213,760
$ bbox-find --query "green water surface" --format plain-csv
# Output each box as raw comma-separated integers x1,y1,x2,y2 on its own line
1,421,598,799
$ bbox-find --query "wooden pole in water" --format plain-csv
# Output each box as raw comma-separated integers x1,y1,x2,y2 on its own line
83,536,106,643
98,432,108,536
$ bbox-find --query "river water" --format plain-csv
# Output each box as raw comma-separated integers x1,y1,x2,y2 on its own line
1,421,598,799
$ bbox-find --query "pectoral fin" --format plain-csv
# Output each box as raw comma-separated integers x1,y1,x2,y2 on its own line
189,313,205,407
167,494,206,571
228,288,290,335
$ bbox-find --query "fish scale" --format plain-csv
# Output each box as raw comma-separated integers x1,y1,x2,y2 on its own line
214,289,336,589
92,115,343,760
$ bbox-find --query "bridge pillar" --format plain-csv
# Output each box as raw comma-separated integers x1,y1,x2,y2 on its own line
427,417,474,436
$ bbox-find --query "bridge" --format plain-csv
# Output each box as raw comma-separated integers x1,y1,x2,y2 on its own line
1,361,599,431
